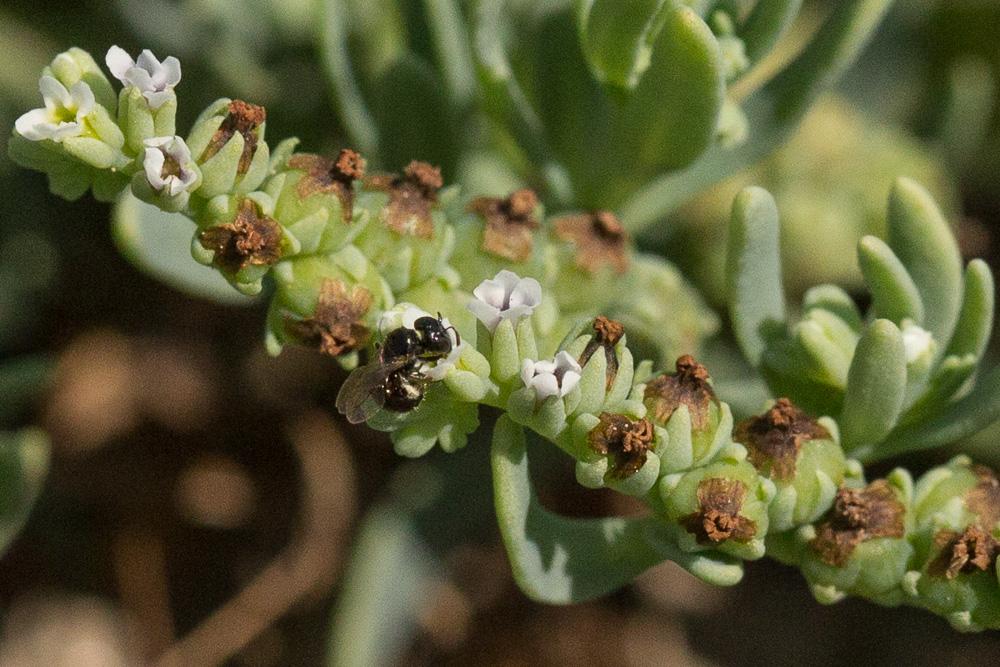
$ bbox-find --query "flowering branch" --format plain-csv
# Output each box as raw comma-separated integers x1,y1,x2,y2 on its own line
9,43,1000,633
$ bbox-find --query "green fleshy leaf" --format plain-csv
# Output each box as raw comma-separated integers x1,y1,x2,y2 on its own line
0,428,49,556
840,319,907,454
111,193,256,306
945,259,994,361
727,186,786,366
739,0,803,64
491,416,742,603
327,503,436,667
576,0,671,91
875,365,1000,461
389,387,480,457
803,285,862,332
886,177,963,351
857,235,924,325
619,0,894,231
320,0,380,155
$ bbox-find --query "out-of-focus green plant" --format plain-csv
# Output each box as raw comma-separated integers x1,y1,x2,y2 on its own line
324,0,896,232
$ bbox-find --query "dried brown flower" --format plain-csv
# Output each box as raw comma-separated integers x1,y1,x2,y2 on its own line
365,160,442,238
643,355,718,431
287,148,366,221
679,478,757,545
928,525,1000,579
198,199,282,274
734,398,829,481
552,210,629,274
577,316,626,390
587,412,654,479
200,100,267,174
966,466,1000,529
284,279,373,357
467,188,540,262
810,480,906,567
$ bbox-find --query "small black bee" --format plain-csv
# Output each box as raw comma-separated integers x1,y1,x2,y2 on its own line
335,315,459,424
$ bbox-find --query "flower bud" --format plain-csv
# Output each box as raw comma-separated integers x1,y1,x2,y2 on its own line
660,450,774,561
352,161,455,292
642,356,732,473
264,148,369,256
186,99,270,198
797,472,914,605
192,193,284,295
734,398,851,532
265,245,392,360
562,317,637,417
546,210,630,315
106,46,179,154
569,410,661,497
130,135,200,212
450,188,546,288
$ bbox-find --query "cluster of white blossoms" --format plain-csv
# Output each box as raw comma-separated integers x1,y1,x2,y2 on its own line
468,270,581,401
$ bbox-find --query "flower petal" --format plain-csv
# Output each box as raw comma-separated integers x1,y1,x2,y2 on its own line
69,81,95,117
559,370,581,396
472,277,507,309
507,276,542,309
143,146,167,190
467,298,502,332
39,75,71,109
135,49,162,76
531,373,560,399
160,56,182,86
105,45,135,82
15,108,54,141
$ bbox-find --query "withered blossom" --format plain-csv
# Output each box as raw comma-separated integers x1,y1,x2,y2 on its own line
928,525,1000,580
643,355,718,430
287,148,366,221
810,480,905,567
365,160,442,238
680,478,757,545
552,210,629,274
966,466,1000,529
578,316,625,390
734,398,829,481
467,188,540,262
198,199,282,274
200,99,266,173
284,279,373,357
587,412,654,479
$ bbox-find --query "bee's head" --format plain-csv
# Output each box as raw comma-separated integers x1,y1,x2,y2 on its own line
413,315,454,357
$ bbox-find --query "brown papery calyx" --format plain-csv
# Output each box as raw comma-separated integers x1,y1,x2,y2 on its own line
201,99,267,174
284,279,373,357
966,465,1000,529
552,210,629,274
809,480,905,567
468,188,540,262
643,355,718,431
587,412,654,479
679,478,757,545
198,199,282,274
734,398,829,481
287,148,367,221
578,316,625,390
365,160,443,238
928,525,1000,579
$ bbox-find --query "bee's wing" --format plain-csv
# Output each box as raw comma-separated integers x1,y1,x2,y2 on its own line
335,355,410,424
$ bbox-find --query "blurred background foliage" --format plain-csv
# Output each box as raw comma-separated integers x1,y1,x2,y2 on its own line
2,0,1000,665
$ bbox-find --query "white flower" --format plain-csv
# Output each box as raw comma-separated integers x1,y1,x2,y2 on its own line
142,136,198,196
901,321,935,364
378,303,463,381
521,351,582,400
467,270,542,332
105,45,181,109
14,75,95,142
